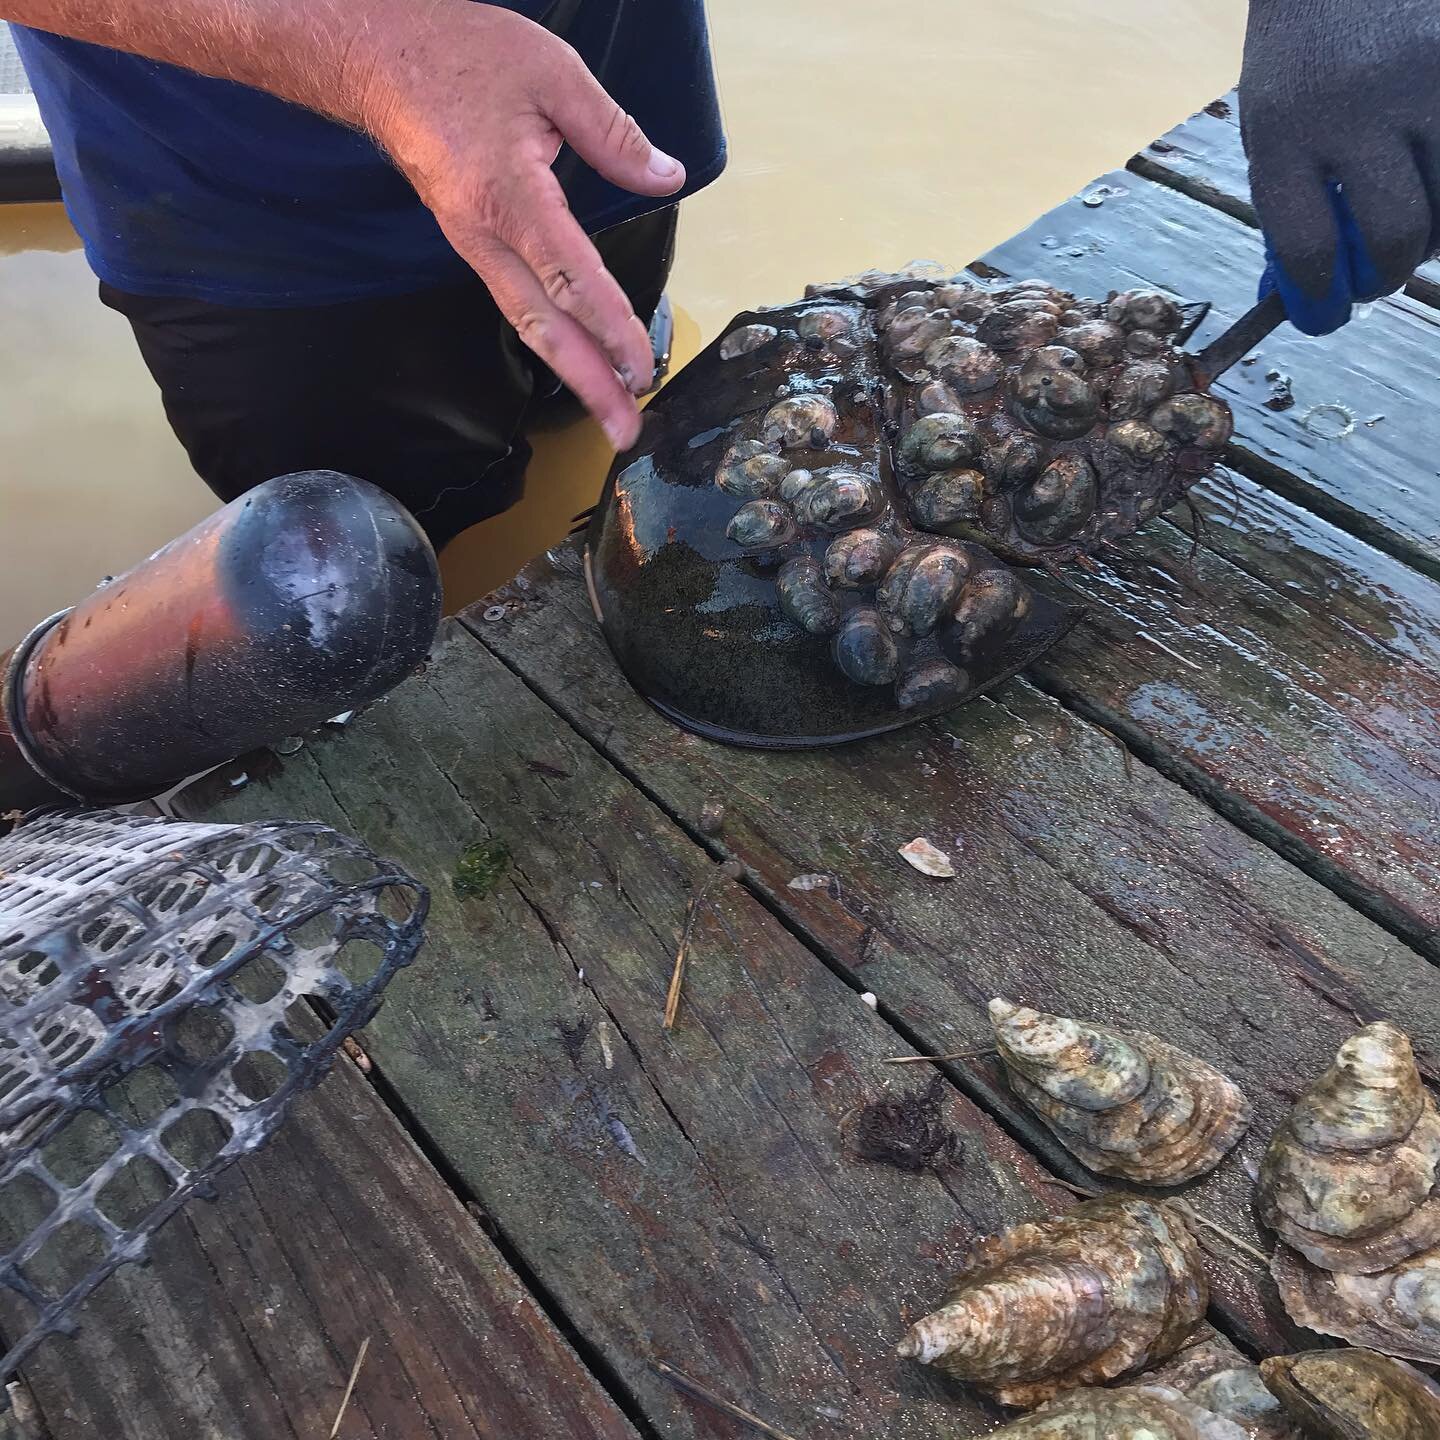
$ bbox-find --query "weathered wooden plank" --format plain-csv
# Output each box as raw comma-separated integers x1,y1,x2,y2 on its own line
178,623,1264,1438
1130,92,1440,304
1024,465,1440,956
467,548,1440,1341
3,1012,638,1440
979,168,1440,578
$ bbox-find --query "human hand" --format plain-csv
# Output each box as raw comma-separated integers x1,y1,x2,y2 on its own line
1240,0,1440,335
350,0,686,448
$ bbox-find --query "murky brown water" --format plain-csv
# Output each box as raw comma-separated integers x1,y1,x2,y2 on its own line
0,0,1245,634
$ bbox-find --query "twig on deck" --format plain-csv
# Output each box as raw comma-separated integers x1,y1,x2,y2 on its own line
1086,719,1135,780
1041,1177,1101,1199
1172,1200,1272,1273
883,1047,997,1066
328,1335,371,1439
1135,630,1203,672
651,1360,800,1440
663,860,746,1029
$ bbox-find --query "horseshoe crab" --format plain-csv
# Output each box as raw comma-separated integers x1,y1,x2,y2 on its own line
586,265,1229,747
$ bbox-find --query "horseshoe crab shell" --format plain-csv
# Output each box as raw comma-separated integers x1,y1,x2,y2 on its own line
585,281,1084,748
983,1385,1249,1439
1272,1242,1440,1365
896,1194,1207,1407
1258,1349,1440,1440
1257,1023,1440,1274
988,999,1251,1185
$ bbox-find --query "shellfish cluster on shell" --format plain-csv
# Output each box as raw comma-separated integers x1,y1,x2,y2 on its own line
711,267,1232,710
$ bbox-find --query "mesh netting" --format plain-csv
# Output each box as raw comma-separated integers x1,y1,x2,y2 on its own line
0,808,427,1382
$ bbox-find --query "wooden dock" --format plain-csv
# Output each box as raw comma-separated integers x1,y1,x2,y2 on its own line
6,93,1440,1439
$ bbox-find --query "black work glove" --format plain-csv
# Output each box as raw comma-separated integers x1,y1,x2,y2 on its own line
1240,0,1440,334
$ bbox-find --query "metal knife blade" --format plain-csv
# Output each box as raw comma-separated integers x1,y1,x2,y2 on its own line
1189,292,1287,385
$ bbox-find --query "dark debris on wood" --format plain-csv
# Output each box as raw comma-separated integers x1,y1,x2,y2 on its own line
844,1077,964,1173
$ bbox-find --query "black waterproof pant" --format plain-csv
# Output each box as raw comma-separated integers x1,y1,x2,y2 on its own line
101,206,677,551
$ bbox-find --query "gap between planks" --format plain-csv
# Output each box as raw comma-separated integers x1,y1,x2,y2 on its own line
1021,666,1439,963
320,1001,672,1440
463,553,1438,976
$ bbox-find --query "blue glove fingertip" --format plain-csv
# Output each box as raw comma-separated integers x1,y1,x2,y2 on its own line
1260,231,1354,337
1330,181,1385,302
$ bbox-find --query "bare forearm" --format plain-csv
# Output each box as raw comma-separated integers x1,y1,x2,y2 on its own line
3,0,688,448
0,0,419,128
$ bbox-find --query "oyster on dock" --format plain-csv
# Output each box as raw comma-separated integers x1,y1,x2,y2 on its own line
982,1384,1250,1438
1146,1335,1305,1440
586,265,1231,747
988,998,1251,1185
896,1194,1208,1407
1258,1349,1440,1439
1272,1241,1440,1366
1257,1023,1440,1275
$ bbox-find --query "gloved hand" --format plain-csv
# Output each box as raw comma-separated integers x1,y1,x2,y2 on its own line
1240,0,1440,335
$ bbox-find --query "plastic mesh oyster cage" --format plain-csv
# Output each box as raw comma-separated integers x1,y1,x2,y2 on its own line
0,808,428,1384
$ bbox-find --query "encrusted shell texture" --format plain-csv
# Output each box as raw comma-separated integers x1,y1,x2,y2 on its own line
896,1194,1207,1408
1257,1023,1440,1274
989,999,1251,1185
1145,1335,1305,1440
983,1384,1249,1439
1258,1349,1440,1440
854,274,1230,566
1272,1242,1440,1365
586,271,1088,747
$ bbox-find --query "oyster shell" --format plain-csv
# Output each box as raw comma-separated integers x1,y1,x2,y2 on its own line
988,999,1252,1185
896,1194,1207,1407
984,1384,1249,1438
1259,1349,1440,1440
1272,1242,1440,1365
586,269,1228,748
1146,1335,1305,1440
1257,1023,1440,1274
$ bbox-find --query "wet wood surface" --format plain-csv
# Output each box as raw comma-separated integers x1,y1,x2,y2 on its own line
2,1008,641,1440
980,168,1440,580
470,546,1438,1313
15,96,1440,1440
173,623,1099,1440
1028,467,1440,958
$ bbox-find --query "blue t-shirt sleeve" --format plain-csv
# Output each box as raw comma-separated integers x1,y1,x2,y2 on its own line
9,1,725,306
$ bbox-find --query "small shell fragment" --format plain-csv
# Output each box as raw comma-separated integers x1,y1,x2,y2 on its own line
787,872,834,892
898,837,955,878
